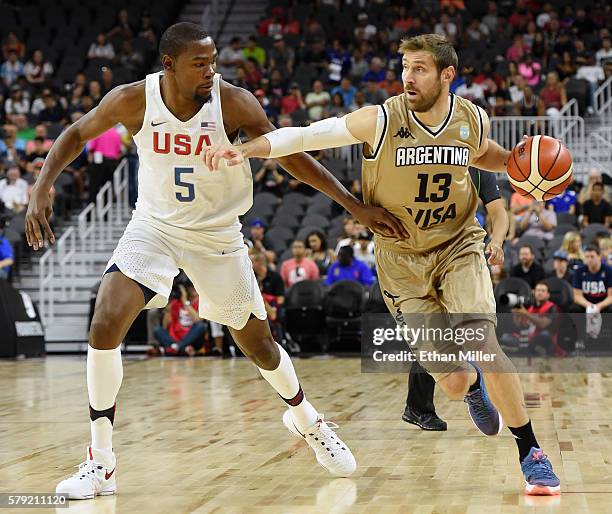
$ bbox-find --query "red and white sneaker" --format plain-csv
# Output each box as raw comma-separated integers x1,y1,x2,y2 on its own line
56,447,117,500
283,409,356,477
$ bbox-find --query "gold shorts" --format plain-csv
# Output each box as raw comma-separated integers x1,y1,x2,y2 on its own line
375,229,497,376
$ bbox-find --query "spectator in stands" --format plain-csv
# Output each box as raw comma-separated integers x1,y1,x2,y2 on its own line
331,78,357,109
0,123,25,168
28,162,55,204
100,67,115,95
507,34,526,62
88,33,115,61
581,182,612,227
465,17,490,45
538,71,567,116
254,159,285,197
88,81,103,106
597,237,612,269
304,39,328,77
86,125,123,203
548,250,573,284
327,40,351,84
572,245,612,313
250,251,285,304
518,201,557,241
243,59,262,90
243,36,266,68
25,124,53,153
362,79,387,105
305,80,330,121
379,70,403,98
0,166,27,213
4,85,30,124
434,13,458,44
1,50,24,88
249,218,272,253
455,71,485,105
254,88,278,123
24,136,47,174
2,32,25,61
107,9,135,43
596,37,612,67
511,245,546,289
280,82,305,115
37,91,68,126
556,51,577,82
115,40,144,75
305,230,335,277
354,13,377,41
325,245,374,287
518,53,542,88
518,86,539,119
576,53,605,114
547,186,577,214
217,37,244,83
353,230,375,270
138,11,157,49
511,281,561,356
326,93,348,117
24,50,53,90
280,239,320,288
268,35,295,76
349,91,370,112
282,10,300,36
154,280,205,357
560,231,585,273
0,218,13,280
363,57,385,83
350,48,369,82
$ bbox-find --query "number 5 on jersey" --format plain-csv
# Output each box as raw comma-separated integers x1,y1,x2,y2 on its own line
174,166,195,202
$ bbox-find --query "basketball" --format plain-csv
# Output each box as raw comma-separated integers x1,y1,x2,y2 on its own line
506,135,573,201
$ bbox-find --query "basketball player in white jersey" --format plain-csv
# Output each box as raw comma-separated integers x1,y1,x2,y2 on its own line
25,23,407,500
207,34,561,496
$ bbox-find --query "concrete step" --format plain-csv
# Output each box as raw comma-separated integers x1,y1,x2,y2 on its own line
44,318,89,342
49,302,91,316
29,290,92,303
19,276,101,289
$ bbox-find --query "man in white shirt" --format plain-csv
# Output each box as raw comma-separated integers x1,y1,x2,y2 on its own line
596,37,612,66
576,54,605,114
217,37,244,82
0,166,28,213
305,80,330,121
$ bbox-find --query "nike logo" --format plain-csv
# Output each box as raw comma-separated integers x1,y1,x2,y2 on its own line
151,120,167,127
105,468,115,480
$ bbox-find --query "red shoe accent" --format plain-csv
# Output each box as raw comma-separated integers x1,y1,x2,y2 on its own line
105,468,115,480
88,447,93,460
525,484,561,496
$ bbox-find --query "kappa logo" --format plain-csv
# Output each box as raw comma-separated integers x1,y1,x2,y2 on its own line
459,125,469,139
393,126,414,139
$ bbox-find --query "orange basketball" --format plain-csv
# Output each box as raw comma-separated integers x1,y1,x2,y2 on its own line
506,135,573,201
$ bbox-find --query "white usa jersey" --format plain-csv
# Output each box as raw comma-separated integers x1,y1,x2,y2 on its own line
132,72,252,231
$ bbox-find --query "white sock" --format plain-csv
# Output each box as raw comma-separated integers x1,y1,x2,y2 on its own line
87,346,123,456
258,343,318,432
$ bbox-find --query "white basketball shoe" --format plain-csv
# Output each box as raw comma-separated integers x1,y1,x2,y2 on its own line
283,409,357,477
56,447,117,500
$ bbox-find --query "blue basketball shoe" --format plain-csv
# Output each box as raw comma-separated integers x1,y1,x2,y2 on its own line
521,447,561,495
463,362,503,436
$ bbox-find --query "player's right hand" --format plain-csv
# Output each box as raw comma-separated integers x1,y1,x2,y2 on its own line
25,188,55,251
204,144,245,171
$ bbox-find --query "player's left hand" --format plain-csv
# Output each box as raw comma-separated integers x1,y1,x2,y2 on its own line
485,240,504,265
352,204,409,239
204,144,246,171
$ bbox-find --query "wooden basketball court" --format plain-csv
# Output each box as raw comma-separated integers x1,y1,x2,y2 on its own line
1,356,611,513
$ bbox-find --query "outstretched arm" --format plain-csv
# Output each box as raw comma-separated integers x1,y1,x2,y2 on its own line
471,110,511,173
217,86,407,238
26,82,144,249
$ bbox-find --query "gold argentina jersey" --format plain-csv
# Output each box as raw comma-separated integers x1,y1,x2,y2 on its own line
362,93,487,253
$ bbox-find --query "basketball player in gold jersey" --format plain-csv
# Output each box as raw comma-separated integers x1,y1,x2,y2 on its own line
206,34,560,495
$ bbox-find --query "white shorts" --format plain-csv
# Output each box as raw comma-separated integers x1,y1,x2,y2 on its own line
106,214,266,330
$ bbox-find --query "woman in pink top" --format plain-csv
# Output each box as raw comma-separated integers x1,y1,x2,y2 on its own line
518,54,541,87
506,34,526,62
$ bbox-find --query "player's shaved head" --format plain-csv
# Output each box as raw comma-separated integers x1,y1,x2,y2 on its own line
159,22,210,59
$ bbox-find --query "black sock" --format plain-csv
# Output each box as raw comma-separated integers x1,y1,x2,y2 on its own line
508,420,539,462
467,367,480,393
